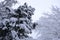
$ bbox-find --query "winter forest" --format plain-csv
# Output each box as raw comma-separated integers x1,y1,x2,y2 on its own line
0,0,60,40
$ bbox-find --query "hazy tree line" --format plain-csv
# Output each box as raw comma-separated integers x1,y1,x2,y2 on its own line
36,6,60,40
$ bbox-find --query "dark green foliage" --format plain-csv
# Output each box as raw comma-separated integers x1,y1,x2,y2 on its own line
0,0,36,40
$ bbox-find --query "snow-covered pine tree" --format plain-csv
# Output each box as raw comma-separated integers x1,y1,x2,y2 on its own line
0,0,36,40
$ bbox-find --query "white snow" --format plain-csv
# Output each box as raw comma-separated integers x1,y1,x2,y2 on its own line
27,29,42,39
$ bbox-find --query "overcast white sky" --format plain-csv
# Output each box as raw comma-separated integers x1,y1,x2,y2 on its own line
15,0,60,22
